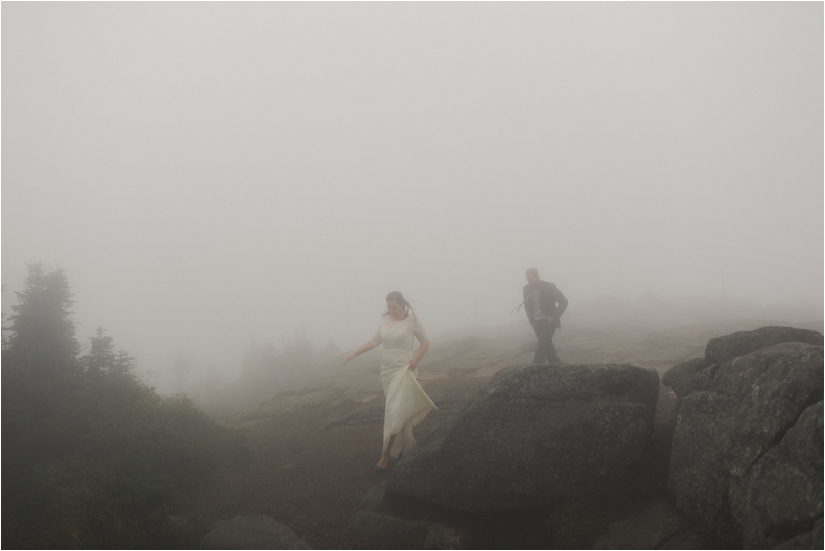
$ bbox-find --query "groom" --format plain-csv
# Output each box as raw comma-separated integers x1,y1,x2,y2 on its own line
523,268,568,365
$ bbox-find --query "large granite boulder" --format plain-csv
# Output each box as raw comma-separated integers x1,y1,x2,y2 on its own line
386,363,659,511
704,326,823,365
662,326,823,401
731,400,823,548
669,342,823,548
661,357,708,400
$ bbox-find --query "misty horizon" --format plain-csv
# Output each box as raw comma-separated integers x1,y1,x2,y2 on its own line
3,3,822,393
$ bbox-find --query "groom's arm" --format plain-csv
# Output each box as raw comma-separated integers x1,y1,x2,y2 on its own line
555,287,568,318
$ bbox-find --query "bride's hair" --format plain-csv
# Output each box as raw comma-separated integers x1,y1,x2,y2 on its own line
385,291,415,319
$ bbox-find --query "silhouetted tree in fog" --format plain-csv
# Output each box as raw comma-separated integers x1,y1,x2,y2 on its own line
242,338,280,380
2,264,82,472
6,263,80,380
282,327,315,372
84,327,116,378
82,327,136,379
173,352,193,394
226,338,283,409
1,284,9,353
323,337,341,359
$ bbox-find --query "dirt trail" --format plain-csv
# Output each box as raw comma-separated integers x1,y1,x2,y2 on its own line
179,375,494,548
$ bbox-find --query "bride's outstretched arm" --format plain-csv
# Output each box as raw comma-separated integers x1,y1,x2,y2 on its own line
343,341,375,365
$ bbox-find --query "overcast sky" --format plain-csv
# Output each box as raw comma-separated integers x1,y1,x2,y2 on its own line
3,2,822,386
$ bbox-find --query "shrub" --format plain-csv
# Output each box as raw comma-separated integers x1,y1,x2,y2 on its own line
4,379,245,549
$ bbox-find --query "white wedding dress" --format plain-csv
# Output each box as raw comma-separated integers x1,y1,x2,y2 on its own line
371,315,437,457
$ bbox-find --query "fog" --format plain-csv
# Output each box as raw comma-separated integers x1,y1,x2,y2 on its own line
3,3,822,395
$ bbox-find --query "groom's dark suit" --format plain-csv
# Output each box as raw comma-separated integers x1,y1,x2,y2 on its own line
523,280,568,364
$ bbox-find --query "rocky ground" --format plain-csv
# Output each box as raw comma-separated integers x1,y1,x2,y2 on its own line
175,318,822,549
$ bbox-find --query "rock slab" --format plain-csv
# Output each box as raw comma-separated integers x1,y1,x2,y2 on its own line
201,515,312,549
387,363,660,511
358,482,386,512
663,326,824,401
591,500,711,550
349,511,429,546
669,342,823,548
704,326,823,365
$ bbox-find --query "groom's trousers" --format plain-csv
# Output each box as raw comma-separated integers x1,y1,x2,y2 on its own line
532,319,561,365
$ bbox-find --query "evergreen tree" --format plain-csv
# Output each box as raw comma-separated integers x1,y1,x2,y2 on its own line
81,327,136,379
83,327,116,378
242,338,280,379
3,263,82,490
2,284,9,353
282,327,315,370
173,352,192,394
112,348,136,378
7,263,80,379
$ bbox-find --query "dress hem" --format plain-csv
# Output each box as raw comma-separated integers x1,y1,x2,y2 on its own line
381,404,438,456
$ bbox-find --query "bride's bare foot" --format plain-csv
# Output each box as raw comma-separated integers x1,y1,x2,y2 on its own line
377,434,396,469
376,454,390,469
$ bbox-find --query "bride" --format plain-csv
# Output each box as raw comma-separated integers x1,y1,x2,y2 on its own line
343,291,436,470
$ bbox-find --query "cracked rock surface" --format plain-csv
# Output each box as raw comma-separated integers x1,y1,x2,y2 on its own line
669,341,823,548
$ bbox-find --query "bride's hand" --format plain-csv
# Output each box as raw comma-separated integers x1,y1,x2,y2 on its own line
408,359,418,371
343,353,356,365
